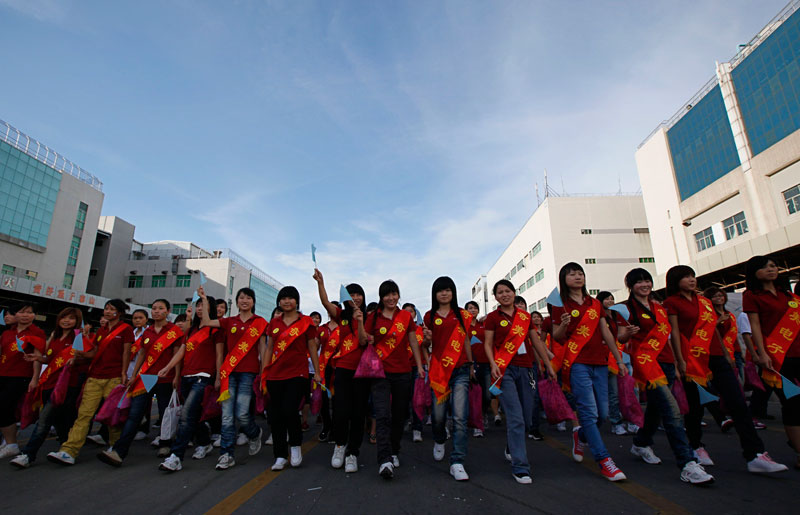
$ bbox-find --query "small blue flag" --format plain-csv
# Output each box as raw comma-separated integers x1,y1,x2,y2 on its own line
609,304,630,321
415,309,423,327
140,374,159,393
546,287,563,308
0,309,5,326
199,270,207,285
471,335,482,344
15,336,25,353
311,243,317,265
489,383,503,396
781,374,800,399
696,383,719,405
117,395,127,409
81,318,84,329
340,284,353,304
72,332,84,352
192,291,201,305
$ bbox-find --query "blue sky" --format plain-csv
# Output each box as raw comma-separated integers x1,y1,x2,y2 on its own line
0,0,788,313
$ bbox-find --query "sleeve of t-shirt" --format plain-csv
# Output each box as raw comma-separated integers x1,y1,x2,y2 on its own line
29,326,48,352
121,326,136,345
742,291,758,313
662,297,678,316
423,312,431,329
550,305,565,321
407,314,417,333
737,312,752,334
306,324,318,339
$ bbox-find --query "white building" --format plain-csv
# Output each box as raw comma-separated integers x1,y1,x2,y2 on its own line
635,1,800,289
472,195,657,316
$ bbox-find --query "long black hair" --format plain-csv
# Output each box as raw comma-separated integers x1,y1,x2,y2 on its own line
192,295,218,332
342,283,366,327
745,255,789,292
624,268,654,328
371,280,400,330
665,265,695,297
431,276,465,331
558,262,588,305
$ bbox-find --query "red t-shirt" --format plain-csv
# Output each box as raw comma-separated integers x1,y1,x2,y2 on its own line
265,314,317,381
625,299,673,363
182,326,219,376
551,297,608,365
0,324,47,378
743,289,800,358
44,332,92,387
484,308,534,368
218,315,266,374
138,322,182,383
366,309,416,374
470,321,488,364
332,307,364,371
424,309,469,369
90,322,135,379
663,294,723,357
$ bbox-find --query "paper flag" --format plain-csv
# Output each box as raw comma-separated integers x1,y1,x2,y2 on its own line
140,374,159,393
781,374,800,399
199,270,207,285
471,335,482,344
546,287,563,308
696,383,719,405
72,332,84,352
311,243,317,265
488,376,503,396
15,336,25,353
117,394,128,409
0,309,5,326
339,284,353,304
609,304,630,321
191,291,201,304
81,319,84,329
416,309,423,327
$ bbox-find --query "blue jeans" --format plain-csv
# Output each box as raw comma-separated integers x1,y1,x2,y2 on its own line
497,365,533,474
221,372,259,456
431,365,470,464
171,376,212,460
570,363,610,461
114,382,173,459
22,387,80,461
529,367,540,431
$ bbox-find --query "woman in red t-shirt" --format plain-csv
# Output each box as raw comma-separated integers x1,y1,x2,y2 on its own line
263,286,320,471
665,265,786,474
402,302,428,442
743,255,800,469
0,301,46,460
313,269,369,474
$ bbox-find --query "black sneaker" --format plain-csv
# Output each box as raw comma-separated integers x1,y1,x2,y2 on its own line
527,429,544,441
513,472,532,484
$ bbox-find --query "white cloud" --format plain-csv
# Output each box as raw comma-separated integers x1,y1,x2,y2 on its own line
0,0,68,22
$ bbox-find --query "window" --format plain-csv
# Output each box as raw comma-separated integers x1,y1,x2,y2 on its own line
176,274,191,287
519,283,527,293
2,264,15,275
785,185,800,214
633,228,650,234
694,227,715,252
504,273,511,281
589,289,600,296
581,229,592,235
127,275,143,288
63,273,73,289
535,269,544,282
172,304,188,315
516,260,524,272
585,258,596,264
152,275,166,288
531,242,542,258
528,303,537,313
639,257,655,263
75,202,88,230
537,298,546,310
509,267,517,278
25,270,37,279
67,236,81,266
229,276,234,294
722,211,748,240
526,277,534,288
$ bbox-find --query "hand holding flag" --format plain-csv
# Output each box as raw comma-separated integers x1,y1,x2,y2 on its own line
546,287,563,308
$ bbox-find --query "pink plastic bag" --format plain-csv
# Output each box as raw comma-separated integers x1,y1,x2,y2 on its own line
467,383,483,430
200,385,222,422
354,345,385,379
253,376,267,414
744,362,766,392
617,374,644,427
671,379,690,415
111,393,131,426
310,386,323,416
412,375,429,421
19,390,38,430
95,384,127,426
538,378,577,424
50,365,72,407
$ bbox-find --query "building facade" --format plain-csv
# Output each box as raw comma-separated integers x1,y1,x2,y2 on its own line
472,195,657,316
635,1,800,288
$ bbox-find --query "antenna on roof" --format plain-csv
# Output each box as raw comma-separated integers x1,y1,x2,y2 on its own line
535,182,540,205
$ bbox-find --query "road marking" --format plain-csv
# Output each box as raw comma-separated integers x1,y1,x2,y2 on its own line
542,437,690,515
206,438,320,515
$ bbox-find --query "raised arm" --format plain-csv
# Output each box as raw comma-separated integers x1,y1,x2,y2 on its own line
313,269,340,320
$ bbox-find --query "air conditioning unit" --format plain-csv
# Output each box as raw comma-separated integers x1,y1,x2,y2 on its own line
129,271,137,275
161,270,168,275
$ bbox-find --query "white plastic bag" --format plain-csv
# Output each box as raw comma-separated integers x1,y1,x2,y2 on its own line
160,389,181,441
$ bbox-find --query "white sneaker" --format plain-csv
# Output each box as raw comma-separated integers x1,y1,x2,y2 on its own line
450,463,469,481
473,428,484,438
331,445,346,468
150,436,160,447
504,446,512,462
626,422,640,434
265,434,273,445
192,444,213,460
248,428,263,456
290,446,302,467
215,453,235,470
433,443,445,462
0,444,20,459
87,434,107,446
236,433,248,446
445,426,451,440
425,415,432,426
46,451,75,466
379,461,394,479
747,453,789,473
134,431,148,441
9,453,30,469
159,453,182,472
612,424,628,435
513,472,532,484
556,421,567,432
494,414,502,426
392,455,400,468
212,435,221,448
630,444,662,464
693,447,714,466
345,455,358,473
271,457,288,471
680,460,714,484
412,430,422,442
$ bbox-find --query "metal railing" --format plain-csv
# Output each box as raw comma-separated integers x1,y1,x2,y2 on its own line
216,248,283,290
729,0,800,68
0,119,103,191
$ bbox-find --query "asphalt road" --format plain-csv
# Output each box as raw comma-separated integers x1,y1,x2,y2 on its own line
1,401,798,515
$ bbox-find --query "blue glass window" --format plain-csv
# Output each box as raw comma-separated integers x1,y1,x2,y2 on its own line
249,275,279,319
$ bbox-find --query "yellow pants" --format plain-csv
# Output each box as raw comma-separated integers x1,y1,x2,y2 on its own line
60,377,122,458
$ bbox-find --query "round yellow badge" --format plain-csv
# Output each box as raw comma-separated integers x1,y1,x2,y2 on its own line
272,328,279,334
47,348,52,355
471,330,477,335
500,320,509,327
380,327,388,335
571,310,580,318
641,314,651,319
435,318,443,326
342,320,349,326
144,338,150,344
790,301,799,309
231,327,237,334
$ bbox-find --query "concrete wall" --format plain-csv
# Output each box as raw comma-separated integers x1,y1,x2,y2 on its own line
87,216,136,299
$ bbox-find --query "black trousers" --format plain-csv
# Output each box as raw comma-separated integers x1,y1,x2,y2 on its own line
332,368,370,457
371,372,413,465
266,377,308,459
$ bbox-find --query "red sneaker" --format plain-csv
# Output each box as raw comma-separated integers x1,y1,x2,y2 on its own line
599,457,627,481
752,419,767,430
572,428,584,463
